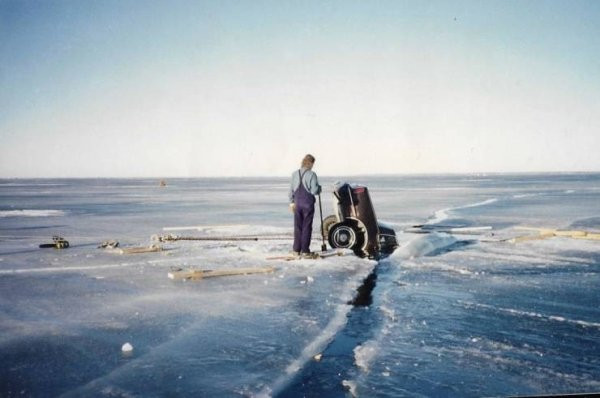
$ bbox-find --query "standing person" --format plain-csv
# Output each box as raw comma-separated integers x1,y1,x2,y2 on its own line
289,154,322,257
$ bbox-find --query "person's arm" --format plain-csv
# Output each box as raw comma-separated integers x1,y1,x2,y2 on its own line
309,172,322,195
288,172,298,212
288,172,297,203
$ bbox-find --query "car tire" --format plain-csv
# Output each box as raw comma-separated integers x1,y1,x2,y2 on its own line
328,220,365,255
321,215,338,240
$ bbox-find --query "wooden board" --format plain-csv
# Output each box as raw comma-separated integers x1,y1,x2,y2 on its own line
105,245,163,254
266,250,345,261
168,266,275,281
154,234,292,242
509,227,600,243
163,224,249,231
574,233,600,240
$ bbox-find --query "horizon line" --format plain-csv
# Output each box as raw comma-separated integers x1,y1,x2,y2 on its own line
2,170,600,180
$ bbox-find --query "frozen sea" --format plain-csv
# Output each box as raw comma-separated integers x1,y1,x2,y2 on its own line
1,174,599,397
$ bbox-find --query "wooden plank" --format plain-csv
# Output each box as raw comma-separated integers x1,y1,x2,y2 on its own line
553,230,587,237
572,232,600,241
154,234,292,242
105,245,163,254
513,227,600,240
266,255,299,261
508,227,600,243
266,250,344,261
507,233,554,244
168,266,275,281
162,224,249,231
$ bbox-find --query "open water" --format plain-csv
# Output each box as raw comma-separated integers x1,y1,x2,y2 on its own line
1,174,599,397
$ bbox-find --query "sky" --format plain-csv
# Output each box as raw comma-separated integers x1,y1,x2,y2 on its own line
1,0,599,178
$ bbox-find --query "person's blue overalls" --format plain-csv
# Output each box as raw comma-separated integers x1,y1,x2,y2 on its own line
289,158,321,255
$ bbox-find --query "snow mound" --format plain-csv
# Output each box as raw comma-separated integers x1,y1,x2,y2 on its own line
393,233,458,259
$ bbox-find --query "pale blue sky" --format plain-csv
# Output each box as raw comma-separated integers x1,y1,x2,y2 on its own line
1,0,599,177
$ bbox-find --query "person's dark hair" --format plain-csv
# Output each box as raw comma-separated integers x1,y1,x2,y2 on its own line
301,154,315,168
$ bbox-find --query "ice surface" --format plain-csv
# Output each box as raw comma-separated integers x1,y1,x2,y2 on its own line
353,340,379,373
0,209,66,218
1,175,600,397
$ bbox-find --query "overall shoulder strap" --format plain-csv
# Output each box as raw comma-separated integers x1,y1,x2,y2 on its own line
299,169,308,189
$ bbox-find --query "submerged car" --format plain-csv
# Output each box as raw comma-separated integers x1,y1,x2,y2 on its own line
322,182,398,259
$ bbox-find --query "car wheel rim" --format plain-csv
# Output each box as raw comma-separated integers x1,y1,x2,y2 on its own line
332,226,356,248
